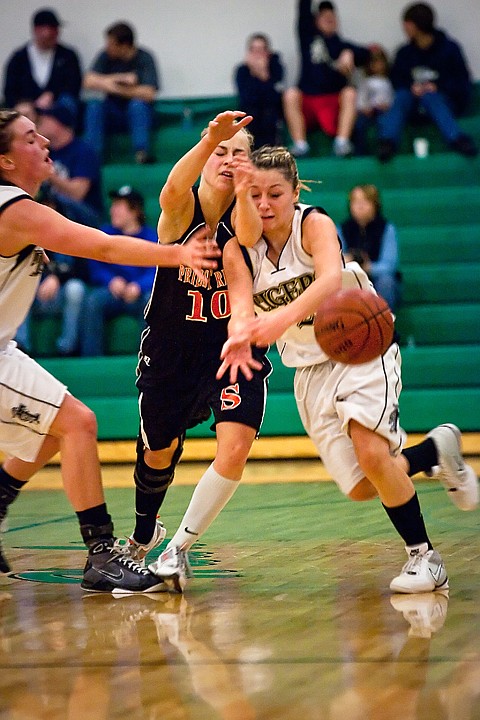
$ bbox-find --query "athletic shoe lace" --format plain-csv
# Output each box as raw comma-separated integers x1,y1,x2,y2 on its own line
403,553,425,576
109,547,151,575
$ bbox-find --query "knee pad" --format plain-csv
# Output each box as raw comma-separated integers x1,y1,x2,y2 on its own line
134,434,185,494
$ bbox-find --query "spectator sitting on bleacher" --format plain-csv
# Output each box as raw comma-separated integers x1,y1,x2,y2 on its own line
82,21,160,164
3,8,81,124
337,184,401,311
80,186,157,356
235,33,285,149
354,45,394,155
36,101,103,227
15,251,89,357
377,2,478,162
283,0,370,158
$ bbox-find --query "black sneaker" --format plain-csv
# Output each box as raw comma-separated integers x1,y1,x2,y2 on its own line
450,133,478,157
377,139,396,163
81,541,168,594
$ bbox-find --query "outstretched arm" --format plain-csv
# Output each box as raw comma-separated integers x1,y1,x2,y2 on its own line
217,238,262,382
0,200,219,279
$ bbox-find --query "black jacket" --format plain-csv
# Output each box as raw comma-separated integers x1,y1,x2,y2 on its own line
297,0,369,95
3,43,82,107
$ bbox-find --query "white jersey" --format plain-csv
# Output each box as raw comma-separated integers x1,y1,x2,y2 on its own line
245,203,374,368
0,184,44,350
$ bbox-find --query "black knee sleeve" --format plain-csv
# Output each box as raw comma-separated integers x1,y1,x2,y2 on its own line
134,434,185,494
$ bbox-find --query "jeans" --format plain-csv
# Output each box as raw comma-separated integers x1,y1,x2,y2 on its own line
371,271,401,312
83,97,154,157
16,279,86,355
353,110,387,155
80,287,149,356
378,89,462,146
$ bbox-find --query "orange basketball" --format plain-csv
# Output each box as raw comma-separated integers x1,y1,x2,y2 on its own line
314,288,394,364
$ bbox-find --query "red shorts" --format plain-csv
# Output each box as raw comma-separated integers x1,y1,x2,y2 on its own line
301,92,340,137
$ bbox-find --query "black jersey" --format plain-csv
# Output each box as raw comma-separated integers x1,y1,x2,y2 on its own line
139,187,235,375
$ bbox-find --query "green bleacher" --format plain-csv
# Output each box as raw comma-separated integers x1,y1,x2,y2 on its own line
32,86,480,438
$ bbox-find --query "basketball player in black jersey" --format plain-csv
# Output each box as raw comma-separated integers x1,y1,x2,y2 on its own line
118,112,271,591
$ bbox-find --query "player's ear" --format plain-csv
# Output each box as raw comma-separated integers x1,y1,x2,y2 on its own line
0,154,15,172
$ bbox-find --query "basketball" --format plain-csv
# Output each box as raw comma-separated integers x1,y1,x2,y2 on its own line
314,288,394,364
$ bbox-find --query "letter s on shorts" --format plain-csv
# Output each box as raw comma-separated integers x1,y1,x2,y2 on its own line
220,383,242,411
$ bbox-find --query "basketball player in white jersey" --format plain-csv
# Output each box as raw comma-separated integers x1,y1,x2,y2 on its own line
0,109,219,592
218,145,478,594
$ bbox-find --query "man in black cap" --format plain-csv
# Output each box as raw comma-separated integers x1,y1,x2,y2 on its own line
3,8,82,123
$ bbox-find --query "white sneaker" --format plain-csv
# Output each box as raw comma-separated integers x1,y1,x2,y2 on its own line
427,424,479,511
390,590,449,638
113,518,166,566
149,546,192,594
289,141,310,157
333,136,354,157
390,543,448,594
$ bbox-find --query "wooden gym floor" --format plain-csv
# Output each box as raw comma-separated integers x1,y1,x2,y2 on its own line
1,436,479,719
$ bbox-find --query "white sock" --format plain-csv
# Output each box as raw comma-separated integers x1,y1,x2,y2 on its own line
168,463,239,550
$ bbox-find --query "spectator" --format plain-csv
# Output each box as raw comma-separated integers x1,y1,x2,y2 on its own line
3,8,81,122
354,45,394,155
15,252,88,357
377,2,478,162
235,33,285,148
82,22,160,164
337,184,401,311
80,186,157,356
36,101,103,227
283,0,370,157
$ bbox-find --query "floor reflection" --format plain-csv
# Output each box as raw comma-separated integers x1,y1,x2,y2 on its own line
0,576,480,719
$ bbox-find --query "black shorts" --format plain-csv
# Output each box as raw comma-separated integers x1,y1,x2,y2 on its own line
137,351,272,451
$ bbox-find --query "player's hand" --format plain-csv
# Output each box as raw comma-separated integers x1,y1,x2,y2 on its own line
180,226,221,281
205,111,253,145
231,156,255,196
217,332,262,383
249,311,290,347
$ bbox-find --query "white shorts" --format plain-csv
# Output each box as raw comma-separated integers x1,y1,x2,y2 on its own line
0,342,67,462
294,343,405,496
